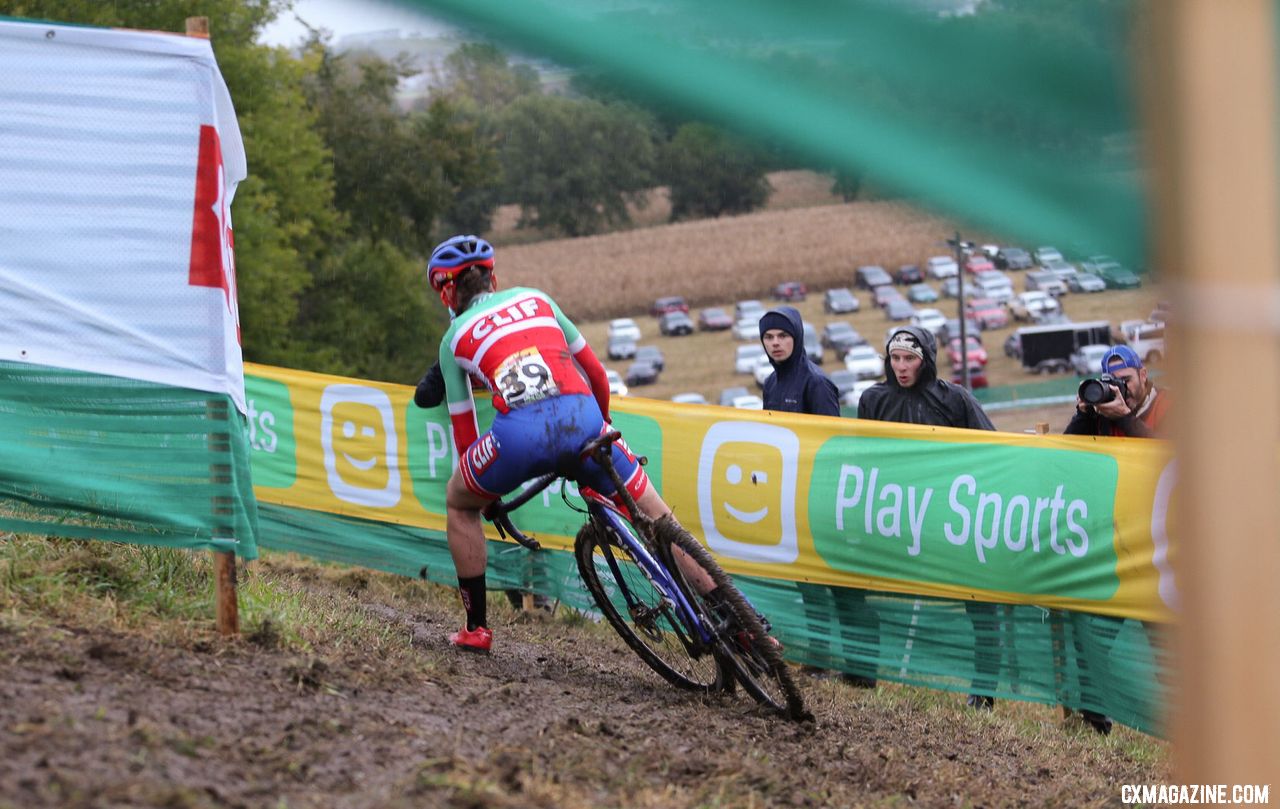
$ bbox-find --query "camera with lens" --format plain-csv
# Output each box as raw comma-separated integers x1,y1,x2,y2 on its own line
1078,373,1129,406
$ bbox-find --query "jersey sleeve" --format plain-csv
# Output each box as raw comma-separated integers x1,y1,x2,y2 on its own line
548,296,611,420
439,335,479,451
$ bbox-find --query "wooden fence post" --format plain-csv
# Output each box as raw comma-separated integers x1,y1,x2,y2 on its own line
186,14,239,637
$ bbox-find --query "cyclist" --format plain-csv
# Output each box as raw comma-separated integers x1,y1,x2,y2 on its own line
425,235,705,652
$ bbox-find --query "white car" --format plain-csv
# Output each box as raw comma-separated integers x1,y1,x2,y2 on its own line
607,318,641,342
1123,321,1166,363
1009,291,1061,321
926,255,959,279
911,307,948,337
735,343,768,374
752,354,776,387
1070,344,1112,376
605,369,629,397
671,392,707,405
972,273,1014,304
733,316,762,341
731,394,764,410
842,378,879,408
843,344,883,380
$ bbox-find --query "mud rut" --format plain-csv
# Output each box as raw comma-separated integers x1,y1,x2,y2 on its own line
0,574,1166,809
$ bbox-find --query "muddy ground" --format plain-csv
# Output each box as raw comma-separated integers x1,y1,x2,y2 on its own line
0,559,1168,809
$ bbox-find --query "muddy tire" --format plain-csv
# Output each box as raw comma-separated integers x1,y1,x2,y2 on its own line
651,515,810,722
574,521,725,692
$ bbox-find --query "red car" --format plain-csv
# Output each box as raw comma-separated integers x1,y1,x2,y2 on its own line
650,296,689,317
772,281,807,301
947,335,989,367
951,364,989,388
964,255,995,275
965,297,1010,330
697,307,733,331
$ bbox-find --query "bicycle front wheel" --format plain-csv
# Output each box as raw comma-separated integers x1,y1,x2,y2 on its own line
575,521,726,692
653,515,810,721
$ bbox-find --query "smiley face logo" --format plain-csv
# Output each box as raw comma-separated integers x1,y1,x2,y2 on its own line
697,422,799,564
320,384,401,507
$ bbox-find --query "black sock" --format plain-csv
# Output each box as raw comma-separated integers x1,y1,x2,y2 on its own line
457,574,487,631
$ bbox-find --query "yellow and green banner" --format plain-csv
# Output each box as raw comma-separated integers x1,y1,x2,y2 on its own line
246,363,1177,624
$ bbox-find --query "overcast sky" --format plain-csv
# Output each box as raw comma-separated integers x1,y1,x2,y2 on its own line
258,0,453,46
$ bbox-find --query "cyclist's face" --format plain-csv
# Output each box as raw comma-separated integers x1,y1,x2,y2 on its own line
762,329,794,362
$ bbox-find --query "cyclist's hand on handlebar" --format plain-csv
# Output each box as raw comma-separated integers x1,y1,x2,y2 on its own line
413,361,445,409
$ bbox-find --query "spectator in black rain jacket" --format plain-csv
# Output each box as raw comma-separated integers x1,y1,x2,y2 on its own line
858,325,1001,710
758,306,839,416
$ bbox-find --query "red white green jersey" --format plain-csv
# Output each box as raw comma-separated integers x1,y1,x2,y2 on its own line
439,287,609,451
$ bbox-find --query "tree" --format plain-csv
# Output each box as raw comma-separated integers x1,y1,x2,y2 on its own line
498,94,658,237
662,123,771,221
440,42,540,109
831,167,863,202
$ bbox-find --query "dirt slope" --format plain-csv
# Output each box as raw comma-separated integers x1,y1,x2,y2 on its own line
0,560,1167,809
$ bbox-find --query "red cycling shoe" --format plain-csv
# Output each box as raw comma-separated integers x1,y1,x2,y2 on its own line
449,625,493,654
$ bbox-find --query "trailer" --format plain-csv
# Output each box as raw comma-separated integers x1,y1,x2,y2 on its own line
1015,320,1112,374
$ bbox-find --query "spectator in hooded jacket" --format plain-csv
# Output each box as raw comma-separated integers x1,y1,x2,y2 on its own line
758,307,879,686
858,326,1002,710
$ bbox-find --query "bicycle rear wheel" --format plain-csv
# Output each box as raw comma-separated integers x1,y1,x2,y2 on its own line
652,515,810,721
575,521,726,692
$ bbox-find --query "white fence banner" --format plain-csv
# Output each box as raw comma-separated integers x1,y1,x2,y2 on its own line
0,18,248,412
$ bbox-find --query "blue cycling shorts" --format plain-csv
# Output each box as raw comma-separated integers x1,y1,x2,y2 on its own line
458,393,649,502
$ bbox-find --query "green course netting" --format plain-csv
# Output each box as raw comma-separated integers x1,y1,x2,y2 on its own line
409,0,1146,267
257,501,1165,735
0,361,258,557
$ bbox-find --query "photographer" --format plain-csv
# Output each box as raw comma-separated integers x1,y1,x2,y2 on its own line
1066,345,1169,438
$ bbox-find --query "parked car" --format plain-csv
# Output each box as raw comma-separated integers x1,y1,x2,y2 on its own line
911,307,948,337
1043,259,1080,290
895,264,924,284
671,392,707,405
802,322,823,364
947,335,989,367
941,276,972,299
731,394,764,410
951,364,989,388
734,344,767,374
658,310,695,336
625,360,658,387
1070,344,1112,376
823,287,860,314
1067,272,1107,293
605,368,629,397
843,344,884,380
845,378,878,408
972,271,1014,303
964,254,995,275
1009,290,1062,321
607,317,642,342
965,297,1011,330
635,344,665,371
732,317,761,341
1024,270,1068,297
822,321,858,348
650,295,689,316
1032,246,1065,266
873,285,905,308
697,307,733,331
718,385,749,407
734,299,766,321
1003,332,1021,359
926,255,959,279
907,282,939,303
827,369,859,400
1083,256,1142,289
773,281,807,301
607,334,637,360
884,298,916,321
940,318,983,345
753,355,776,387
995,246,1033,270
855,264,894,289
1121,321,1165,363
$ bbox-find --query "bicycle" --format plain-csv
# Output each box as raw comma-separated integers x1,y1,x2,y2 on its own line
483,430,809,721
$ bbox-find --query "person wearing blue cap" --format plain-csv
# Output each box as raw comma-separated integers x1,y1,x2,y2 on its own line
1064,344,1169,438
